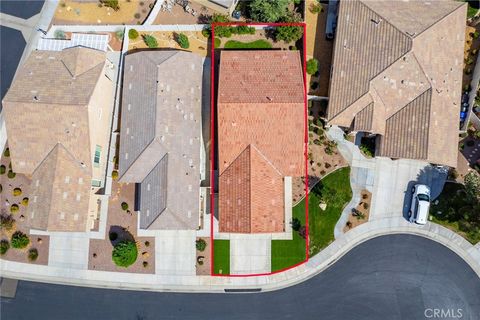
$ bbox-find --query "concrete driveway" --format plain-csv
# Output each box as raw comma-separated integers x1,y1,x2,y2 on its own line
370,158,447,221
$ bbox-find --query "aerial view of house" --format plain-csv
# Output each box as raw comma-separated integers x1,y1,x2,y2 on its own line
2,0,480,318
328,0,466,167
216,50,305,233
2,47,113,232
118,50,204,230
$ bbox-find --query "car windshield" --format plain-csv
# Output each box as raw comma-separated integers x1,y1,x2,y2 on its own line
418,194,430,202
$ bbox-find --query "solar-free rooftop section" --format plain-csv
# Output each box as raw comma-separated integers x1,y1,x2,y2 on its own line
37,33,109,52
119,50,203,230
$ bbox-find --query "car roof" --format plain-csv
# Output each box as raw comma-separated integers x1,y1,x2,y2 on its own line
416,184,430,194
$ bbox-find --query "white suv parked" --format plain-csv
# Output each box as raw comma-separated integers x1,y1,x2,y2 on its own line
408,184,430,225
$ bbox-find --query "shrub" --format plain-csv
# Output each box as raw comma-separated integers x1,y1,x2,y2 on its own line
0,240,10,255
0,214,15,231
112,240,138,267
363,202,369,210
309,2,323,14
28,248,39,261
11,231,29,249
214,38,221,48
128,28,139,40
142,34,158,48
346,221,352,229
310,82,319,90
143,261,148,268
0,165,5,174
100,0,119,11
291,217,301,231
144,240,150,247
115,29,124,40
10,204,19,214
109,232,118,241
3,148,10,157
13,188,22,196
7,170,16,179
175,33,190,49
289,45,297,50
249,0,291,22
112,170,119,180
121,202,129,211
306,58,319,75
54,30,66,40
210,13,232,38
196,238,207,251
202,28,211,38
298,226,307,239
134,12,141,19
232,25,255,35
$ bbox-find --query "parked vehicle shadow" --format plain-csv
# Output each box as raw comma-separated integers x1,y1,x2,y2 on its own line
402,181,417,221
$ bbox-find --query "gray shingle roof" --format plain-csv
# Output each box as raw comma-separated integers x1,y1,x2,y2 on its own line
119,50,203,230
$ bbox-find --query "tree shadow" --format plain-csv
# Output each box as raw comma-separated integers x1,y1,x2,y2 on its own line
109,225,135,246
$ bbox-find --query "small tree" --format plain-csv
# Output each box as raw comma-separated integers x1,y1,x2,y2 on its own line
175,33,190,49
249,0,291,22
128,28,139,40
142,34,158,48
275,12,304,43
196,238,207,252
28,248,39,261
306,58,319,75
112,240,138,267
464,172,480,202
0,240,10,255
11,231,30,249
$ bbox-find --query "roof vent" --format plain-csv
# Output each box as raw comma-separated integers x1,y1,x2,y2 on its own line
266,96,273,102
33,95,39,101
371,18,382,26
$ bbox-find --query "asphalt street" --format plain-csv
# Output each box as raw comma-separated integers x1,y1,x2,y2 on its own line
1,234,479,320
0,0,44,19
0,26,25,101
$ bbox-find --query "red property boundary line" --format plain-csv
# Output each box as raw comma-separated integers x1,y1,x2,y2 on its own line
210,22,309,277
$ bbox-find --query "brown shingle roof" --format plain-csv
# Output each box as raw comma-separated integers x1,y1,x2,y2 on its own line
327,0,466,167
2,47,106,232
217,51,304,233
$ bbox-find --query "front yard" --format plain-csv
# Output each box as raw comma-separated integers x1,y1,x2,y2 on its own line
213,239,230,275
431,181,480,244
271,167,352,271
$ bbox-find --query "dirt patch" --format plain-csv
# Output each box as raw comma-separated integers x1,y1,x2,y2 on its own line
0,145,49,265
128,30,209,57
195,237,211,275
88,180,155,273
292,106,348,204
53,0,155,25
343,190,371,232
154,1,221,25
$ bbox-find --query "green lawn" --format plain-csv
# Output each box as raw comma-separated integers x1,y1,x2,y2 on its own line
465,0,480,18
271,167,352,271
213,240,230,274
214,37,221,48
224,39,272,49
431,182,480,244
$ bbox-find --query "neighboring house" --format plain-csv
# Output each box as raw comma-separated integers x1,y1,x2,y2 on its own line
217,50,305,233
194,0,239,16
118,51,203,230
2,47,114,231
327,0,466,167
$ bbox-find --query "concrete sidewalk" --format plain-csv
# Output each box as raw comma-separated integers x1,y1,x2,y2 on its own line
2,216,479,293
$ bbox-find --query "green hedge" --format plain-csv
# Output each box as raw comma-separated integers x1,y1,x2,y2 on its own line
112,240,138,267
224,39,272,49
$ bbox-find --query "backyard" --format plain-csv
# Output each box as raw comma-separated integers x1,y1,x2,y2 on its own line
271,167,352,271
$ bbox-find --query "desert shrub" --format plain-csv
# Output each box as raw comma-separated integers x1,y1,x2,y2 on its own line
143,261,148,268
142,34,158,48
0,165,5,174
346,221,352,229
144,240,150,247
0,240,10,255
128,28,139,40
13,188,22,196
196,238,207,252
175,33,190,49
121,202,129,211
112,240,138,267
291,217,301,231
100,0,119,11
362,193,369,200
3,148,9,157
0,214,15,231
21,197,29,206
10,204,19,214
325,162,331,169
306,58,319,75
28,248,39,261
363,202,369,210
309,2,323,14
134,12,141,19
313,139,321,145
109,232,118,241
7,170,16,179
11,231,29,249
112,170,119,180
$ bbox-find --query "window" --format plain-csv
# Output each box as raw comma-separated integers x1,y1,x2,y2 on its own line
91,179,102,187
94,145,101,167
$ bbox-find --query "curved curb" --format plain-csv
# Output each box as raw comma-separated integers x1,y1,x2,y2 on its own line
1,218,478,293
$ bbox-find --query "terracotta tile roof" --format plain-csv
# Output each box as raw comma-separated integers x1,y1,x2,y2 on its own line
119,51,203,230
327,0,466,167
2,47,106,232
217,50,304,233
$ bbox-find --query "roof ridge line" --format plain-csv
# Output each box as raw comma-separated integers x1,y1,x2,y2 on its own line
249,144,282,176
411,1,466,39
385,87,432,121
